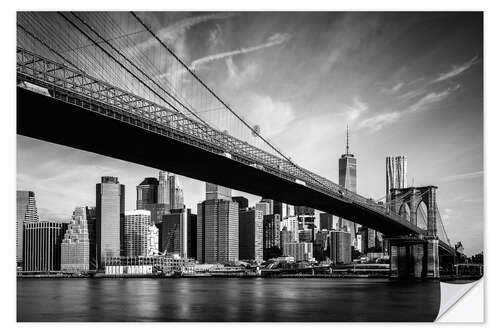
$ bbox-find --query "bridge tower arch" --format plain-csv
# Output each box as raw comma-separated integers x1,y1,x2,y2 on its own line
388,186,440,279
389,185,438,237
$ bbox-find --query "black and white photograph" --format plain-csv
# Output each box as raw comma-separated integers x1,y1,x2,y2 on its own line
9,4,489,324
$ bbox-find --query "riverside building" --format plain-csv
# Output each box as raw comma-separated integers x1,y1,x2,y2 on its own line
61,207,90,272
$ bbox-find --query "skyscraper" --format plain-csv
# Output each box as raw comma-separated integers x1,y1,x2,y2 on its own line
238,207,263,262
136,177,158,210
197,199,239,264
85,206,98,270
295,206,315,215
280,227,293,249
197,183,239,263
314,230,330,261
123,210,151,257
386,156,408,201
273,201,295,218
232,196,249,209
206,183,232,200
139,171,184,226
299,229,313,242
338,125,357,245
16,190,39,267
263,214,281,250
167,173,184,210
282,242,313,262
61,207,90,272
23,221,67,272
319,213,334,230
158,171,169,205
280,216,299,242
147,223,159,256
260,199,274,214
159,208,189,257
296,208,315,231
255,201,271,216
328,230,352,265
186,209,197,259
96,176,125,268
136,177,167,226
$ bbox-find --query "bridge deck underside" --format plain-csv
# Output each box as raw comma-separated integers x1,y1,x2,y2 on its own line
18,87,419,236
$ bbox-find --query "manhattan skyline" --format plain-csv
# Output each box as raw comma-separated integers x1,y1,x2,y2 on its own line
16,12,483,255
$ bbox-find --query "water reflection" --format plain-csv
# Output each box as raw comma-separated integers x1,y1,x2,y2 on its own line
17,278,440,322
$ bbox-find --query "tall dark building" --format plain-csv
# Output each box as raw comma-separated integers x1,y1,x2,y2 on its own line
359,226,383,254
280,227,293,249
232,196,249,209
338,125,357,245
272,201,294,218
136,177,159,210
299,229,313,242
186,209,197,259
263,214,281,250
96,176,125,269
16,190,39,267
23,221,67,272
238,208,263,262
159,208,189,257
85,206,97,270
295,206,315,215
314,230,330,262
137,176,170,226
328,230,352,265
319,213,334,230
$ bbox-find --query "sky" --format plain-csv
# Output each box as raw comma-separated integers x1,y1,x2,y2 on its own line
17,12,483,256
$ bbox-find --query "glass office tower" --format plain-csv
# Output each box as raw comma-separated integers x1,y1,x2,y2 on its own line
96,176,125,269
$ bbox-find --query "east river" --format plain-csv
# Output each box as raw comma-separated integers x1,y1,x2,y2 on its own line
17,277,440,322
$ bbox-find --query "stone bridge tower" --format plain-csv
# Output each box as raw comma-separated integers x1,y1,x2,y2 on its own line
389,185,438,236
388,186,440,279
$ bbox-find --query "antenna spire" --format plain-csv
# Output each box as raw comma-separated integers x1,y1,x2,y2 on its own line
346,123,350,155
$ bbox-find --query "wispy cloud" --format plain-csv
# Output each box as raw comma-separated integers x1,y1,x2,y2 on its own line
442,170,483,182
358,112,401,133
381,82,404,94
432,56,479,83
359,84,458,133
225,58,261,89
190,33,291,71
406,84,460,113
245,94,295,137
135,13,237,51
345,97,368,122
363,81,461,133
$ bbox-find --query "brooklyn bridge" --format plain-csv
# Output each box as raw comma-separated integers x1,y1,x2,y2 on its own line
16,12,457,279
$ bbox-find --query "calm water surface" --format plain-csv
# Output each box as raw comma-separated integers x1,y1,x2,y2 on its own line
17,277,440,322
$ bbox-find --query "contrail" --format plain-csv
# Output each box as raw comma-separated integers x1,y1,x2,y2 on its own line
190,33,291,70
156,32,291,82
